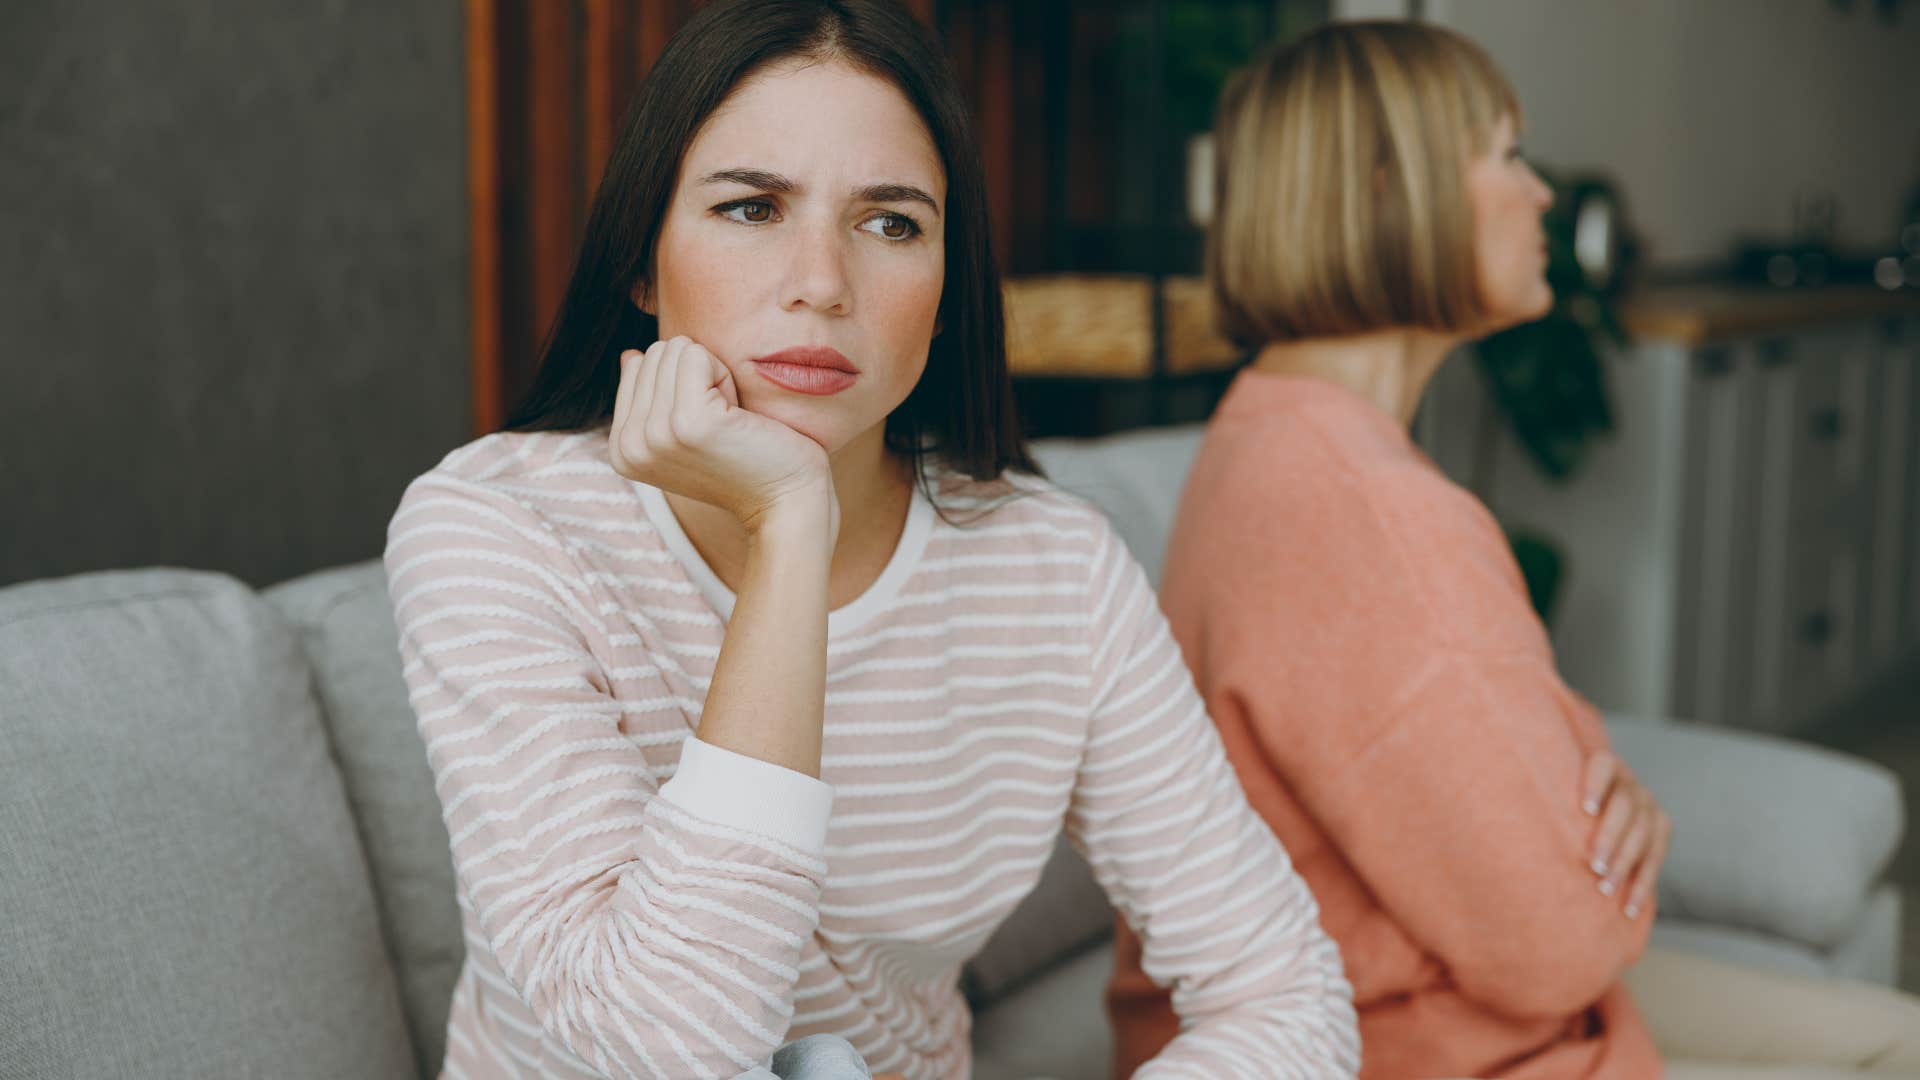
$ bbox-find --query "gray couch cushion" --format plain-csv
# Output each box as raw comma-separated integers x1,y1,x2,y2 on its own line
1607,715,1905,950
0,569,414,1079
970,939,1113,1080
961,834,1112,1007
266,559,462,1078
1827,885,1904,987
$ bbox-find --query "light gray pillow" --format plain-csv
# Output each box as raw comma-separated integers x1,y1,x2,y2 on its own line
1608,714,1905,949
0,569,415,1079
267,560,464,1078
1030,425,1206,588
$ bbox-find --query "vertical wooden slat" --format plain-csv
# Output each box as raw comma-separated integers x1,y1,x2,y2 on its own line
974,3,1015,273
524,0,583,395
636,0,680,81
1009,1,1050,273
465,0,504,435
582,0,626,206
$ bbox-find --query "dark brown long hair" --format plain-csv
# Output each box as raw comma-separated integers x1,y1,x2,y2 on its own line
504,0,1036,490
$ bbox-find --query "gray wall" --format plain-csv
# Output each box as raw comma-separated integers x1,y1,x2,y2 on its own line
2,0,470,588
1339,0,1920,267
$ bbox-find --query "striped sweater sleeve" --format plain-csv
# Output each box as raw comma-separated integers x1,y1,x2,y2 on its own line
384,465,829,1080
1068,520,1359,1079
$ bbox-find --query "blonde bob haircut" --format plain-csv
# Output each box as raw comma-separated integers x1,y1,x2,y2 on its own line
1210,21,1522,346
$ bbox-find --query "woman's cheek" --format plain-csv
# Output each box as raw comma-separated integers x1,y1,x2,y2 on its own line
871,268,942,388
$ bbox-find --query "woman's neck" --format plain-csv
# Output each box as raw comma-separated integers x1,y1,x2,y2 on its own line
1250,329,1461,429
664,423,915,609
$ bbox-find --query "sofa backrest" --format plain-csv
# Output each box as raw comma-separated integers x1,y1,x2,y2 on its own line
0,568,416,1079
1029,425,1205,589
266,563,464,1078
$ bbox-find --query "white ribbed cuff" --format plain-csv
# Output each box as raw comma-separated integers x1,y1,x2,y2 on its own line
657,737,834,856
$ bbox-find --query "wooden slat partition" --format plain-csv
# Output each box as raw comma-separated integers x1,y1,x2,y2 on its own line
465,0,706,435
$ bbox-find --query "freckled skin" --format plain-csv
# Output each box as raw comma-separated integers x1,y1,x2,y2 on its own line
645,60,947,456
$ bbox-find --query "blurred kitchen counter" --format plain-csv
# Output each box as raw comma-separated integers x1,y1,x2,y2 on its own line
1621,283,1920,345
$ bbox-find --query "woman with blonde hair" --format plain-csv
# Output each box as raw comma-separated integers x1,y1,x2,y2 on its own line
1106,20,1920,1079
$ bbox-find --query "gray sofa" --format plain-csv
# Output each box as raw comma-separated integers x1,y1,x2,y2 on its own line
1,424,1905,1080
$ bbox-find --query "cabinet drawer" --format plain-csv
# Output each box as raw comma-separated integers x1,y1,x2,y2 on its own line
1773,527,1867,723
1866,340,1913,667
1752,332,1874,534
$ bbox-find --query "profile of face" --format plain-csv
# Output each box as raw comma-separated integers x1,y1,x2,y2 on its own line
1466,114,1555,333
640,59,947,456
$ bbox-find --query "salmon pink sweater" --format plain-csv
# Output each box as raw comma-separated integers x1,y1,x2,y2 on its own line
1107,373,1660,1080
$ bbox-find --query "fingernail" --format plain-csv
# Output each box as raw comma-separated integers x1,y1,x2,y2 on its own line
1625,902,1640,918
1590,857,1607,876
1598,878,1615,896
1583,799,1599,815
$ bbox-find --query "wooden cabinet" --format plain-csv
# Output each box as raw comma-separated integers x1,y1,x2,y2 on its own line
1422,306,1920,735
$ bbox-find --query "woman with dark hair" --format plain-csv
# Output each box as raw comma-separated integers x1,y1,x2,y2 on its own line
383,2,1357,1077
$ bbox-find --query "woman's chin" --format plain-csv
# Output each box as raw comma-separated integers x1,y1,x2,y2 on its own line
741,397,845,454
1501,286,1556,330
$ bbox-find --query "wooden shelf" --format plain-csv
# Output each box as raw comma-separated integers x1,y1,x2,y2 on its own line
1621,284,1920,346
1003,273,1241,378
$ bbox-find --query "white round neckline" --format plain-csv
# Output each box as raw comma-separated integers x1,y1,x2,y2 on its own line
636,481,935,637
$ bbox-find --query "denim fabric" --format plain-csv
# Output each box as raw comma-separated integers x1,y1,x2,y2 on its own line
733,1034,872,1079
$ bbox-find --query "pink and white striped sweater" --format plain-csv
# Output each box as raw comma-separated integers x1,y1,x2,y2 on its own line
384,427,1357,1080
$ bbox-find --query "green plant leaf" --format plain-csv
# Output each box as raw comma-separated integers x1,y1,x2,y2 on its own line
1507,528,1566,624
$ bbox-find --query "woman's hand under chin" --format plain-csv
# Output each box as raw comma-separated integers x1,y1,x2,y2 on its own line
610,336,840,542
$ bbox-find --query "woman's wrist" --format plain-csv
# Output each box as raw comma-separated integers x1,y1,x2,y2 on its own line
742,479,838,555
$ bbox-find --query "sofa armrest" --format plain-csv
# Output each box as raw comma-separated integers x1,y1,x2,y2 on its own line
1604,714,1905,950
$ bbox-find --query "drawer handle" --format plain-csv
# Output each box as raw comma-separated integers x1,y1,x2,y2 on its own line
1695,348,1735,378
1799,610,1835,646
1809,407,1846,442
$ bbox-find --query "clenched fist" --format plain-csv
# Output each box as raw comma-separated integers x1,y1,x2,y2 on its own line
610,337,840,540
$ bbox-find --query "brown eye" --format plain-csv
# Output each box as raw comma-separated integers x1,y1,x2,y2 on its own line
860,213,919,241
717,199,775,225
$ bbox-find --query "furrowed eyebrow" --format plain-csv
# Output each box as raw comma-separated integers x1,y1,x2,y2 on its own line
856,183,940,219
698,168,796,193
698,169,940,219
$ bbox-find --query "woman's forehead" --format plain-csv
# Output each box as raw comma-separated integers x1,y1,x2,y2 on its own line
686,60,945,193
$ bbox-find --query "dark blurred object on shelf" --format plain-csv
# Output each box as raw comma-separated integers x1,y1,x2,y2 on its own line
1724,186,1910,289
1732,188,1836,287
1884,174,1920,290
1560,175,1639,297
1826,0,1913,23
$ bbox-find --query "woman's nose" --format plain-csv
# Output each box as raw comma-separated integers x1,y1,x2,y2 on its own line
1527,166,1554,209
782,221,852,315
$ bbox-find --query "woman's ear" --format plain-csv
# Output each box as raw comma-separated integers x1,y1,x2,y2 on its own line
630,279,656,316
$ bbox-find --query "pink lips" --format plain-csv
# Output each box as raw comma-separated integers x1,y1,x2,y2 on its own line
751,346,860,396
